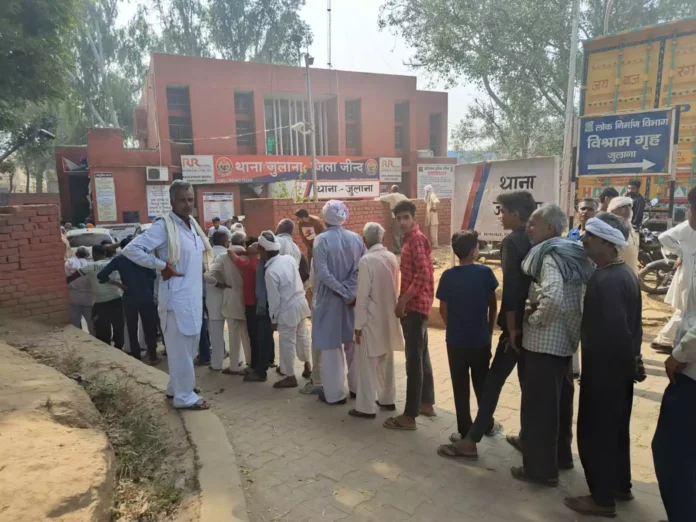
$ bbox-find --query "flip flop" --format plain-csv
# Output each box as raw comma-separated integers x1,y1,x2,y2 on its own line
383,416,417,431
177,399,210,411
419,408,437,417
437,443,478,461
376,401,396,411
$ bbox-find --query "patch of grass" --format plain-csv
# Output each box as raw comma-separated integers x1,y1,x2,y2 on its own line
85,377,182,521
34,349,85,377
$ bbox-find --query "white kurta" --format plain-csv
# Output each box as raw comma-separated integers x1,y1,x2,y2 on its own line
123,212,204,407
654,222,696,346
672,244,696,382
206,245,250,369
354,244,403,414
425,191,440,247
265,254,311,376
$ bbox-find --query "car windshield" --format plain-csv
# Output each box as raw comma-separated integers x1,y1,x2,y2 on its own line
68,234,112,247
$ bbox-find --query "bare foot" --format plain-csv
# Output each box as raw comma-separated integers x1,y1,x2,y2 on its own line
420,403,435,417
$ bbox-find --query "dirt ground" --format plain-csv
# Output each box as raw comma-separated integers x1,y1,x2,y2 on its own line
430,246,674,341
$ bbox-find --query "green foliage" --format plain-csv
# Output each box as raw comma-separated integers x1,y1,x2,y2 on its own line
379,0,696,159
0,0,78,131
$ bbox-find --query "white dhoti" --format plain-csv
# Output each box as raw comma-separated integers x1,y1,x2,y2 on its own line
277,318,311,377
429,224,439,248
654,309,683,347
355,341,395,415
163,310,201,408
320,343,356,403
209,318,249,370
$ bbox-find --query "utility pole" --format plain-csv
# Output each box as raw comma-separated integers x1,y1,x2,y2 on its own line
560,0,581,217
305,53,318,202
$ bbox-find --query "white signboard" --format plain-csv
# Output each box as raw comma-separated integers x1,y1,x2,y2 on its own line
417,164,454,198
146,185,171,220
182,155,214,184
451,157,560,241
202,192,235,228
94,172,117,222
379,157,402,183
269,180,380,200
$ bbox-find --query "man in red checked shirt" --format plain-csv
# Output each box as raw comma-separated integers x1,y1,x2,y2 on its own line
383,200,436,431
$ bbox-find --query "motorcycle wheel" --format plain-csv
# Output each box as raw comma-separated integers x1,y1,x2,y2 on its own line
638,260,674,295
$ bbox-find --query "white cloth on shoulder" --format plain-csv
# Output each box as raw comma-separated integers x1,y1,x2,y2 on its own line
163,213,213,269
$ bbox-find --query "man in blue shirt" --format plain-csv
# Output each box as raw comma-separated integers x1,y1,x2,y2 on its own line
568,198,598,241
98,236,160,364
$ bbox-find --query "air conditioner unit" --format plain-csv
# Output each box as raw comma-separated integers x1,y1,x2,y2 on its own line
146,166,168,182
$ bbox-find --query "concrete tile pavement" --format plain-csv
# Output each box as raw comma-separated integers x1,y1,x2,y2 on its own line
194,328,670,522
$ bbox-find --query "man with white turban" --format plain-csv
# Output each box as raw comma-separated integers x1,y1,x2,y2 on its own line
312,200,366,404
608,196,639,274
565,212,642,518
424,184,440,248
258,231,312,388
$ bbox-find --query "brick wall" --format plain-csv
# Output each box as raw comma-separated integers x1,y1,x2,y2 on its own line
243,198,452,253
0,205,70,323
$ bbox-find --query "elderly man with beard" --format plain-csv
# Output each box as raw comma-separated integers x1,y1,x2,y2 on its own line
510,204,594,487
608,196,640,274
312,200,366,404
564,213,642,518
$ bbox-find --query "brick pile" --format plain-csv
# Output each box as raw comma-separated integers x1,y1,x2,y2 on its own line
0,205,70,323
244,198,452,254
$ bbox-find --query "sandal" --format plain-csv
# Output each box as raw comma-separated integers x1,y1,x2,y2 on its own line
348,409,376,419
177,399,210,411
437,443,478,460
511,466,558,487
222,368,241,375
383,416,417,431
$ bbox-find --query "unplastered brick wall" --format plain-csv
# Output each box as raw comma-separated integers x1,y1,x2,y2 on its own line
0,205,70,323
244,198,452,254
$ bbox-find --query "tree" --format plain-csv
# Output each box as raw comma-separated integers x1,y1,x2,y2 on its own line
0,0,78,132
154,0,209,57
379,0,696,158
208,0,312,64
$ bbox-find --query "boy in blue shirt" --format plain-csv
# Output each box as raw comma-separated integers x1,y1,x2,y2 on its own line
436,230,498,459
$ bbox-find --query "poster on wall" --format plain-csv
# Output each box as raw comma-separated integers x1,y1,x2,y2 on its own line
379,157,402,183
452,157,559,241
146,185,172,220
417,164,455,198
94,172,117,222
202,192,235,229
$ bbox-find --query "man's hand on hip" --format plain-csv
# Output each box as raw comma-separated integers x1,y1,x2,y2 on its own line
161,263,184,281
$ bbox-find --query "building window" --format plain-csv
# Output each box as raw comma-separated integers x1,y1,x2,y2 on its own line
346,124,359,149
395,102,408,123
345,99,360,121
235,92,253,115
236,120,254,146
166,86,191,112
168,116,192,143
429,113,442,156
395,126,403,149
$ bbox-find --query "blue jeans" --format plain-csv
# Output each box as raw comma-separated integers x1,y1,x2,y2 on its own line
652,373,696,521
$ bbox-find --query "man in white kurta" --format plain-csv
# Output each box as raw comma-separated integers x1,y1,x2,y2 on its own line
608,197,640,274
207,233,250,373
652,220,696,350
260,231,312,388
350,223,404,419
424,184,440,248
276,219,302,267
123,180,212,409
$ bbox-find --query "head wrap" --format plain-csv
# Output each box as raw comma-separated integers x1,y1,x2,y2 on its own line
322,200,349,226
424,184,433,194
232,222,245,232
607,196,633,213
585,217,629,248
258,231,280,251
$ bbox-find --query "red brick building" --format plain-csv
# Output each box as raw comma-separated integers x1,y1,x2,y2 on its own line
56,53,452,226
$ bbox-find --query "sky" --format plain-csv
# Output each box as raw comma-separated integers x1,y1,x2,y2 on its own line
117,0,480,151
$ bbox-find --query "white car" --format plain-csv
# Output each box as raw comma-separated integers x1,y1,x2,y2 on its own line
66,228,115,258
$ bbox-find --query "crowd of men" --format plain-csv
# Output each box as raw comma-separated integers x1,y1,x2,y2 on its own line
61,179,695,521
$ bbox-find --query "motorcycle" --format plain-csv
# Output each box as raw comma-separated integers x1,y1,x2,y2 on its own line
639,256,676,295
638,226,664,268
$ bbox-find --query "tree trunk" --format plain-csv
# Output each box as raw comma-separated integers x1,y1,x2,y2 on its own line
36,169,44,193
9,171,15,193
24,160,30,193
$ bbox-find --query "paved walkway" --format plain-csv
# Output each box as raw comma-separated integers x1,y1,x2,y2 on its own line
195,328,668,522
